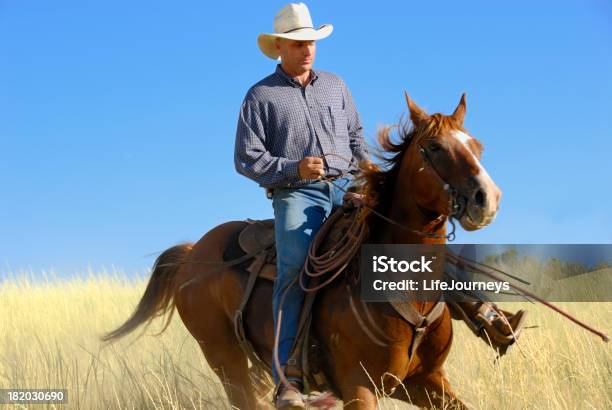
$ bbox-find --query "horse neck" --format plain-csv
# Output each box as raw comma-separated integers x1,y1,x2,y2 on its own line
357,181,447,318
349,164,448,321
368,177,448,245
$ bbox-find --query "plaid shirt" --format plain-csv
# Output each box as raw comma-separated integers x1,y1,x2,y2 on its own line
234,64,369,189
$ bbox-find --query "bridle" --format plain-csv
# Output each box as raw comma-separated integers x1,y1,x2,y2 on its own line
323,133,468,242
416,140,469,233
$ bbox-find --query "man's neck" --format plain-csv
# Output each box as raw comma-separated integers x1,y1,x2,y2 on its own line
280,64,311,87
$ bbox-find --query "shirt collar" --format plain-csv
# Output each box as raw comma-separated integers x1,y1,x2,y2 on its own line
275,64,318,88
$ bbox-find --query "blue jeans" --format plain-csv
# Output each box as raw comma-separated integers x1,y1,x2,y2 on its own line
271,175,354,385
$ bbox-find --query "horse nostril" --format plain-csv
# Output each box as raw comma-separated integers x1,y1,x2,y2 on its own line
474,189,486,208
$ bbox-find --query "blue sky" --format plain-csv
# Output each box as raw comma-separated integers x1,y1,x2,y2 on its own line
1,1,611,277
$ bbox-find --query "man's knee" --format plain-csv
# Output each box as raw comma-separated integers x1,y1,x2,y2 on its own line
275,231,313,279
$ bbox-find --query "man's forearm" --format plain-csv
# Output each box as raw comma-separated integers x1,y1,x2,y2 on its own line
234,150,301,188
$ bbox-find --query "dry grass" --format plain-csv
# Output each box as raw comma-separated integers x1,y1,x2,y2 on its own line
0,270,610,409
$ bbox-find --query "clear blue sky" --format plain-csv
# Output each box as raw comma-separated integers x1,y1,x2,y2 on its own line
1,1,611,277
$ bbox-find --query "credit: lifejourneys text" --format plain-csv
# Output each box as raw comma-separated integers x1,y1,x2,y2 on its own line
371,279,510,293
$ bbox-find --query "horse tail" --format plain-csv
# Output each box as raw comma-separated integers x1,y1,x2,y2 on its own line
100,242,193,342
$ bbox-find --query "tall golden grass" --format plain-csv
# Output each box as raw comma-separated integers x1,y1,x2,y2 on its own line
0,270,610,409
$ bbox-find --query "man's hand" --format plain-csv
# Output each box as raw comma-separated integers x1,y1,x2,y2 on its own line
298,156,325,180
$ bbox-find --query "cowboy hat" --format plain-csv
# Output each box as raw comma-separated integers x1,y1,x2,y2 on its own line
257,3,333,60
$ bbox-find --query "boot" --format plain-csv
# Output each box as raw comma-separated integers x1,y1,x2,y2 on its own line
275,381,305,410
449,301,527,356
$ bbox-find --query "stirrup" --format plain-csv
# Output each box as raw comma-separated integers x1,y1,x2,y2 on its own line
284,356,304,386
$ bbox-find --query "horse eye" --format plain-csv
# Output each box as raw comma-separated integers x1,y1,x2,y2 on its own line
429,142,443,153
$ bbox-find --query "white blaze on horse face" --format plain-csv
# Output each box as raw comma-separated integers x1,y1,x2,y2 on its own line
452,130,501,224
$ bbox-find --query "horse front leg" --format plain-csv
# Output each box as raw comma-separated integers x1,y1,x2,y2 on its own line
337,373,378,410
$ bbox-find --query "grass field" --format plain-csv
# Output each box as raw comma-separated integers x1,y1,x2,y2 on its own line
0,270,610,409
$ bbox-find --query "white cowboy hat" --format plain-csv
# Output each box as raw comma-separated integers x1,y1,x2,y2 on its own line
257,3,333,60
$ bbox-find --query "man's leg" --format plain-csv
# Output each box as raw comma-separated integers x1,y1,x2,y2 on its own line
448,300,527,355
271,183,331,386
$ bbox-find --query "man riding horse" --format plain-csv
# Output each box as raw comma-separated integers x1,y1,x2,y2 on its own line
234,3,527,409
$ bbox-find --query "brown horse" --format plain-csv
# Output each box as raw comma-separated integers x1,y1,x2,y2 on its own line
101,92,502,409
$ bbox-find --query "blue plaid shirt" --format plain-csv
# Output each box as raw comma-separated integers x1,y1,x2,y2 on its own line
234,64,369,189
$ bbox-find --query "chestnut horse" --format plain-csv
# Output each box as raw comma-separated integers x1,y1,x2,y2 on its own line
101,93,501,409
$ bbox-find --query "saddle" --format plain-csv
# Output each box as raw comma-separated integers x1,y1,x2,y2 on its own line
238,219,277,281
237,194,363,282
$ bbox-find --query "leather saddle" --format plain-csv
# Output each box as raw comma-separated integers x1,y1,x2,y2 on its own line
237,196,362,282
239,218,275,254
238,218,278,281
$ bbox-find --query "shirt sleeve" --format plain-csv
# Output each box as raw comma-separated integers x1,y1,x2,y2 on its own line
341,80,369,164
234,96,301,188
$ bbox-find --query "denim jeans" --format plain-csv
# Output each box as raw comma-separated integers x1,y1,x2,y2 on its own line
271,175,354,385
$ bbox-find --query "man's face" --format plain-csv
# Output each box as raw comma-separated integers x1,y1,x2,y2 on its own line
275,38,316,74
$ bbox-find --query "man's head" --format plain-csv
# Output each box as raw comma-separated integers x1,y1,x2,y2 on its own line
258,3,332,61
275,38,315,75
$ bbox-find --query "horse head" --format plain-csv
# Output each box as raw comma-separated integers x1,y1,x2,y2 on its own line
401,92,501,230
362,92,501,236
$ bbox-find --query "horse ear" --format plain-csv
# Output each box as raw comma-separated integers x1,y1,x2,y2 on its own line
404,91,429,125
452,93,467,126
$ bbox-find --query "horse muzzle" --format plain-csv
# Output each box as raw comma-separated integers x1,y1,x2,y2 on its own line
457,183,501,231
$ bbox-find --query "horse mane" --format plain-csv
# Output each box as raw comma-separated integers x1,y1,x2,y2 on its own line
356,113,464,217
